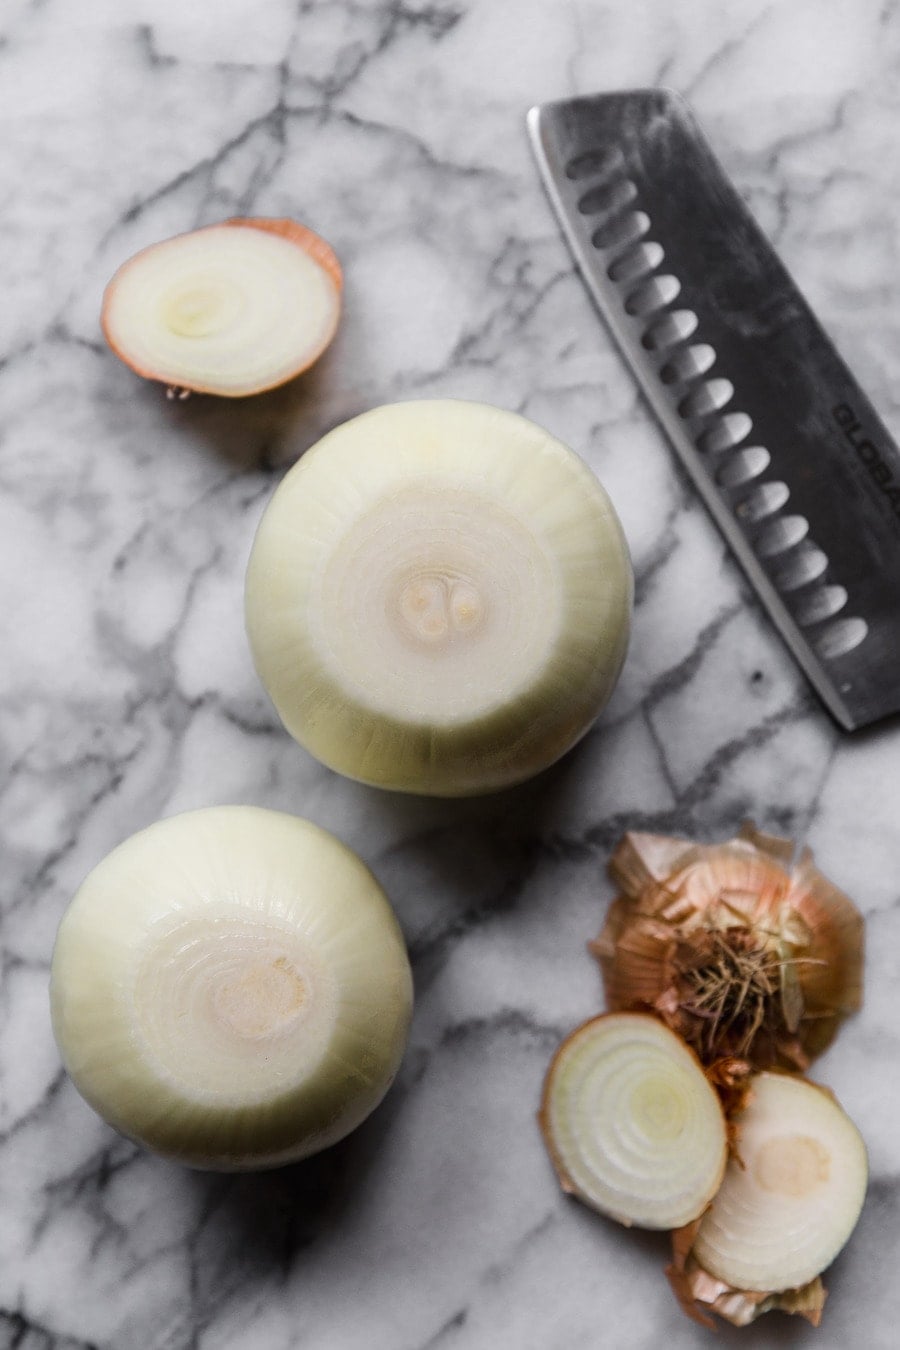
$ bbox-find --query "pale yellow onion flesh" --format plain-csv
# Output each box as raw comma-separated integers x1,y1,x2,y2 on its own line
245,400,632,796
539,1013,727,1230
693,1072,868,1291
101,221,341,397
49,806,413,1169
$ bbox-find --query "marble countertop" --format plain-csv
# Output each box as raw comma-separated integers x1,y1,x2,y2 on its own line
3,1,900,1347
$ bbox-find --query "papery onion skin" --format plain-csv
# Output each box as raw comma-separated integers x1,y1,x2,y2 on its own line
101,218,342,398
667,1221,827,1331
591,823,863,1070
50,806,413,1170
539,1012,728,1230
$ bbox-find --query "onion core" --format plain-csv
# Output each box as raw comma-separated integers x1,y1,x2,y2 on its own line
593,824,863,1069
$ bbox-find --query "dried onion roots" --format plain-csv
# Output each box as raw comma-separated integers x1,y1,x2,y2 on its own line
592,824,863,1070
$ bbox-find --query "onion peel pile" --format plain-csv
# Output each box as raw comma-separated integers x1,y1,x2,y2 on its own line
101,217,342,398
50,806,412,1170
591,823,863,1071
539,823,868,1331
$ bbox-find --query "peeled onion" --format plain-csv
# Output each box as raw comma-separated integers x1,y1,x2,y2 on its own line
245,399,632,796
50,806,413,1169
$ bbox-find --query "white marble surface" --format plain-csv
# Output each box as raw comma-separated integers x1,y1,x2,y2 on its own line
3,0,900,1346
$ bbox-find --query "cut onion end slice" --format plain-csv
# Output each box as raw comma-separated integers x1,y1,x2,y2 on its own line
539,1012,728,1230
101,218,342,398
689,1071,868,1296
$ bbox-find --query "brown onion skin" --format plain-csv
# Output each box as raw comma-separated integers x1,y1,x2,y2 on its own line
592,824,863,1071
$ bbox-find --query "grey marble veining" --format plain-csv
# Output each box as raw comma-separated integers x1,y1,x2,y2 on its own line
2,1,900,1347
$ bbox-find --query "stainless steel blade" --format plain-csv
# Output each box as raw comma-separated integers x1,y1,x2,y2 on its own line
528,89,900,730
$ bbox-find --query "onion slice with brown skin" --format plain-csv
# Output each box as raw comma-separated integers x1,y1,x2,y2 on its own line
101,218,342,397
667,1072,868,1328
592,824,864,1071
539,1012,728,1230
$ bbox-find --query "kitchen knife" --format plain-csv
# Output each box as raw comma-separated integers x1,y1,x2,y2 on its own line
527,89,900,730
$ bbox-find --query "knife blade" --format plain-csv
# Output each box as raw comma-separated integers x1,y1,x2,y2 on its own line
527,89,900,730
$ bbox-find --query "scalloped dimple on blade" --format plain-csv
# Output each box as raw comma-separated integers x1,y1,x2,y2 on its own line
528,90,900,730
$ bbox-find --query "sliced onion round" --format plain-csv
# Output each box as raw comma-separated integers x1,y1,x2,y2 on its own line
101,218,342,397
540,1012,728,1229
693,1071,868,1291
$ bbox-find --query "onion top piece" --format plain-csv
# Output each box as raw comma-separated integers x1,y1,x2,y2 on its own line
101,218,342,397
539,1012,728,1230
245,399,633,796
50,806,413,1170
593,824,864,1070
691,1072,868,1295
